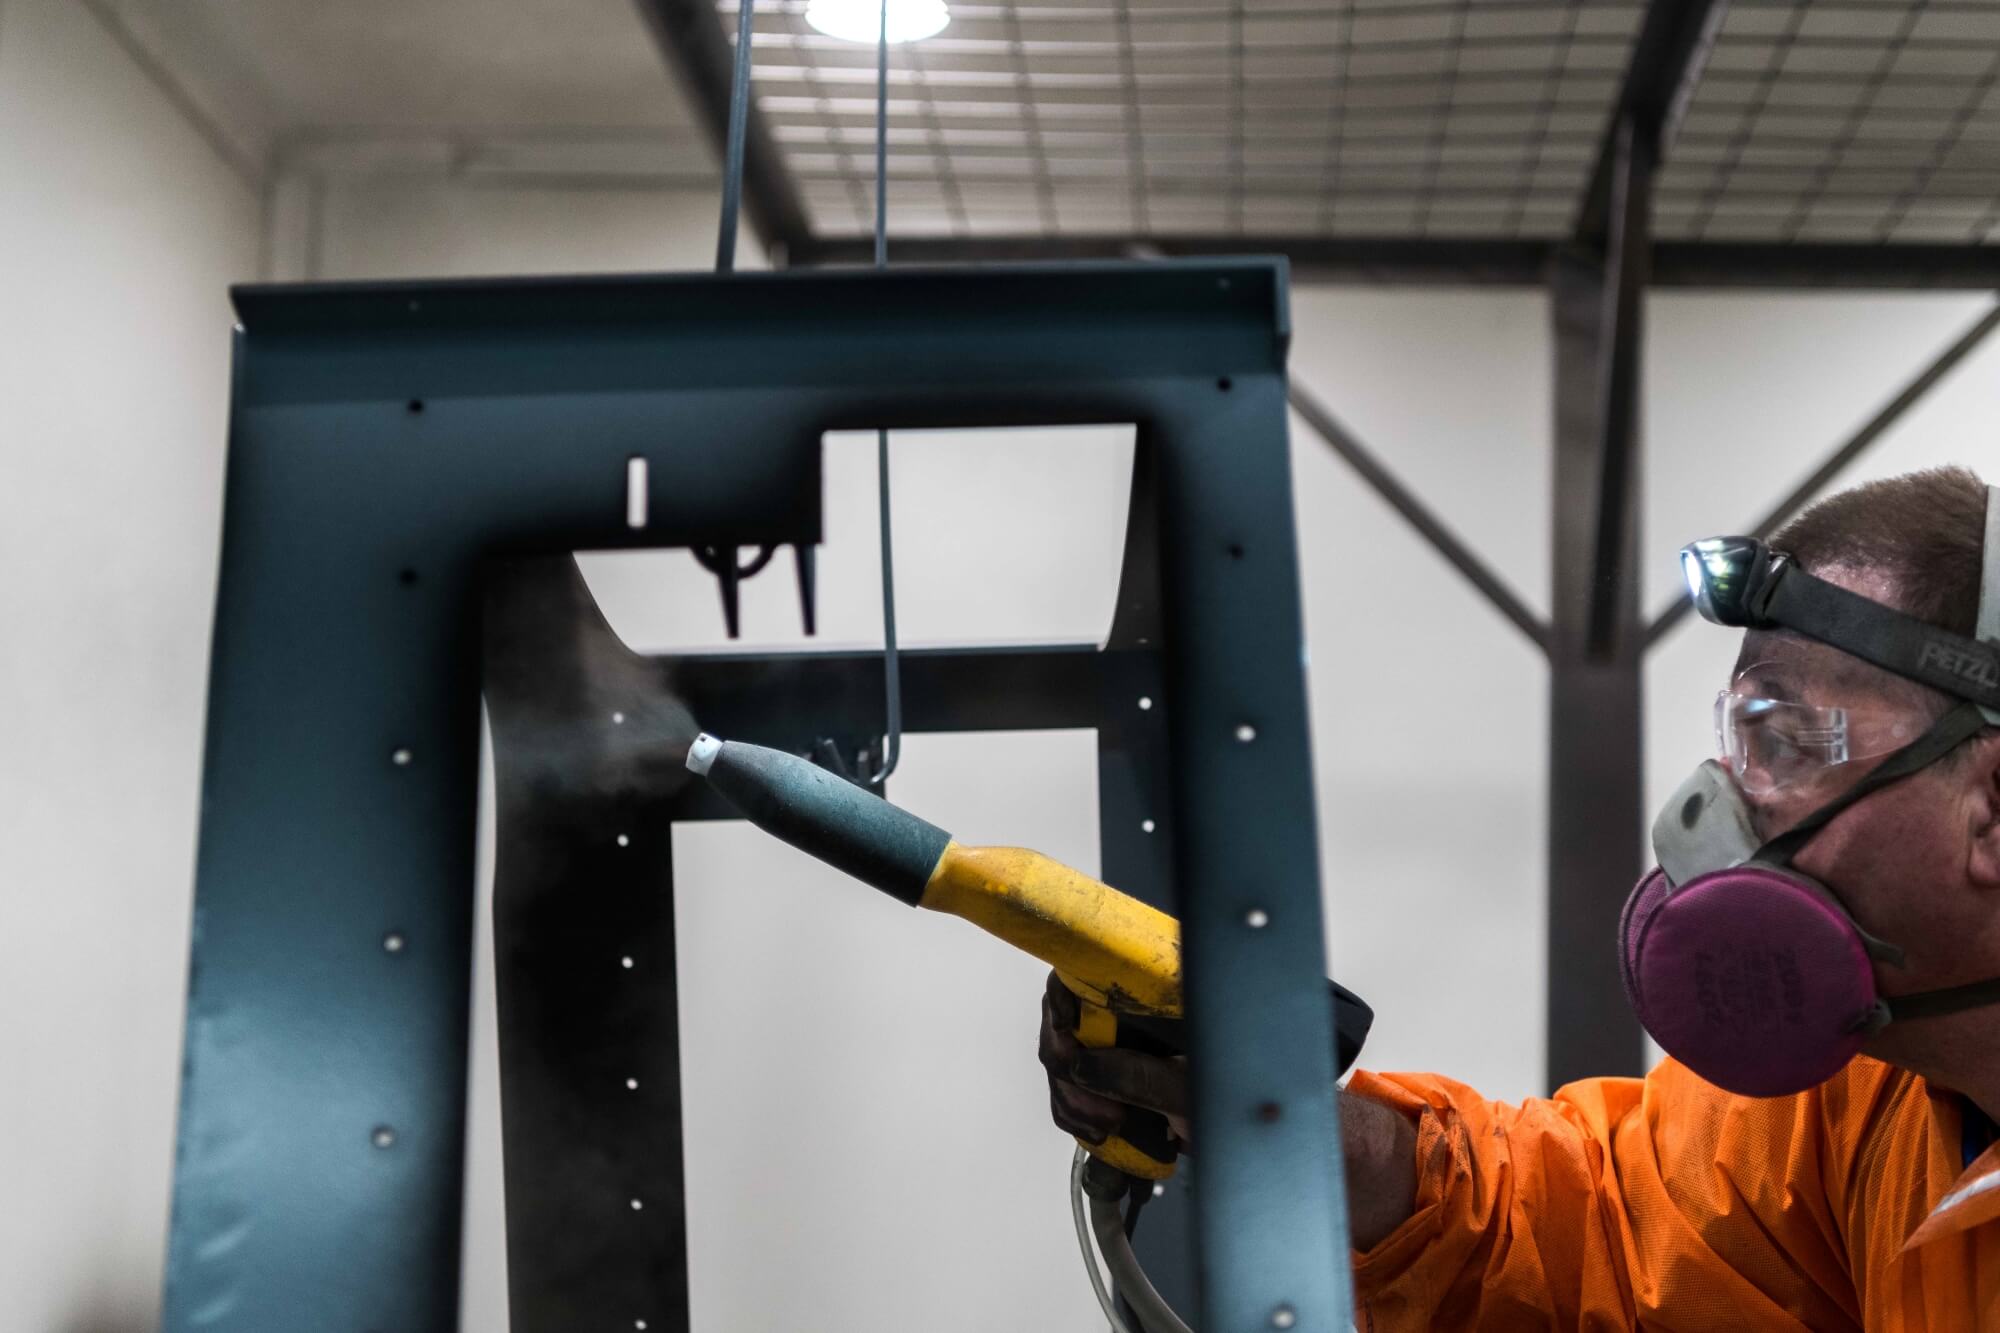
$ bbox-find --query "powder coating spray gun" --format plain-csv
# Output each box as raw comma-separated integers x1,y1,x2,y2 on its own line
686,733,1372,1330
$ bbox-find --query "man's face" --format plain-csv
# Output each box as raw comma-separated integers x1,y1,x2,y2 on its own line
1729,571,2000,1019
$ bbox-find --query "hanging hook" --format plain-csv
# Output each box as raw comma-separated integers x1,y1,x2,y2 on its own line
693,545,775,639
866,0,903,786
868,427,902,784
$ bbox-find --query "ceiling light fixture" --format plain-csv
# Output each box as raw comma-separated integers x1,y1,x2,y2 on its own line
805,0,949,44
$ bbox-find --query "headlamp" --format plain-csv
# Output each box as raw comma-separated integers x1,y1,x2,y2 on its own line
1678,513,2000,715
1679,535,1781,628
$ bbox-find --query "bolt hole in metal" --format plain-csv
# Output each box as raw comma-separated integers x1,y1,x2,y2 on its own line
1270,1305,1297,1329
625,1077,639,1091
612,711,626,725
1234,723,1257,744
616,834,630,847
1245,908,1269,929
382,931,406,954
629,1198,644,1211
1137,695,1153,711
1141,819,1156,834
391,747,413,767
371,1126,396,1149
620,955,635,970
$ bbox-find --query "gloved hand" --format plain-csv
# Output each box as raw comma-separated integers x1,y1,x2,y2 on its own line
1038,970,1191,1153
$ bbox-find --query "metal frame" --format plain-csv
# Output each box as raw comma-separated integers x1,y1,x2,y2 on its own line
164,259,1352,1331
622,0,2000,1088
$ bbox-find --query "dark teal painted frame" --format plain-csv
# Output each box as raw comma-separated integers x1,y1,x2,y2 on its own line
164,259,1351,1332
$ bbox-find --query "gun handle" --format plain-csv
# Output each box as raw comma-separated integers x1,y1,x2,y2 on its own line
1071,994,1179,1181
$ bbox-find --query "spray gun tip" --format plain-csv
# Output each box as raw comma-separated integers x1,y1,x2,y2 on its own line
686,733,723,776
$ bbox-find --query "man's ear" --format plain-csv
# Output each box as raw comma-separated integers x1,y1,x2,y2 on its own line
1967,732,2000,891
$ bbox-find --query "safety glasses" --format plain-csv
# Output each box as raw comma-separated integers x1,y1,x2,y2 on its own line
1714,683,1920,796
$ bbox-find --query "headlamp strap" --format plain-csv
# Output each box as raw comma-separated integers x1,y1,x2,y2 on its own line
1978,485,2000,728
1761,573,2000,712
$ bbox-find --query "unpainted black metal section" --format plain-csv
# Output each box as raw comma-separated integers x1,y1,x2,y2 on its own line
165,259,1351,1331
483,559,698,1333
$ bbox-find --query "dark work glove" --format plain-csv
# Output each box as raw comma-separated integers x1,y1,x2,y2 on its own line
1037,970,1191,1152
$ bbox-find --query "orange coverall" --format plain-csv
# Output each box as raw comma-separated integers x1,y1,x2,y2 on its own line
1348,1056,2000,1331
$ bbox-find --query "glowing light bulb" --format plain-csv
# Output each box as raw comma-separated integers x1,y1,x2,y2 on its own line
805,0,949,44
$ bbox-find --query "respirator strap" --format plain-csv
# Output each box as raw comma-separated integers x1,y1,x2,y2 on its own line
1756,700,1993,867
1881,973,2000,1024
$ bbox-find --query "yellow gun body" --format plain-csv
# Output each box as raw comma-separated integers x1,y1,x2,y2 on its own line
921,843,1183,1179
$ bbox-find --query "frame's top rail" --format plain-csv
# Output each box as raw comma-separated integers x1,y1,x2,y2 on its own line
230,257,1291,343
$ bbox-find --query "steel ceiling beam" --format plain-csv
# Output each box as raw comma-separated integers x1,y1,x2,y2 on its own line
1572,0,1730,247
1546,248,1650,1091
1651,242,2000,290
1538,0,1730,1090
792,235,2000,290
791,233,1556,283
635,0,813,260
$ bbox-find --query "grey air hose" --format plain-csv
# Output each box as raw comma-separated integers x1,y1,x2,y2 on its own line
1071,1148,1195,1333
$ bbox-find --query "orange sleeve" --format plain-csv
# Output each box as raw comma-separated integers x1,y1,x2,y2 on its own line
1346,1062,1863,1332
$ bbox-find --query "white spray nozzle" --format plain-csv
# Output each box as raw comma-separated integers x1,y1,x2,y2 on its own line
686,733,723,776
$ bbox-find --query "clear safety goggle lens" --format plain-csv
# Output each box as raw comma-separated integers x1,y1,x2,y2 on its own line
1713,689,1918,796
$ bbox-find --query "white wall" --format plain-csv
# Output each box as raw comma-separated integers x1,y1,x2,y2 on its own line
280,173,761,280
0,1,262,1330
1288,289,1552,1105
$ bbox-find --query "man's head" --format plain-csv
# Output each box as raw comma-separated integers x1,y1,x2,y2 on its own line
1729,467,2000,1071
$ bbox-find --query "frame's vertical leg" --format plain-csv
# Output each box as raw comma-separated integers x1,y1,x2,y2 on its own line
1167,373,1352,1330
1547,121,1651,1089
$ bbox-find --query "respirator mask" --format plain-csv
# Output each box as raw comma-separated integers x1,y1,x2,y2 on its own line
1621,488,2000,1098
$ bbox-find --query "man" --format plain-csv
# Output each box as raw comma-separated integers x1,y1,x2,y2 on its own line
1043,467,2000,1329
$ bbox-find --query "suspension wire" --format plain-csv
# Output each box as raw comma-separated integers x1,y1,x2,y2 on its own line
870,0,904,784
876,0,890,270
715,0,756,271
